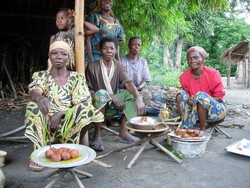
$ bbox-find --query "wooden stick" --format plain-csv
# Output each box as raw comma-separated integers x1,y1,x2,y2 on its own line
73,169,92,177
3,59,17,99
0,125,26,137
46,169,65,177
164,122,180,125
163,117,181,122
214,126,232,139
150,140,183,164
0,136,28,141
127,140,149,169
69,170,85,188
97,133,165,159
101,125,119,135
92,159,112,168
45,170,68,188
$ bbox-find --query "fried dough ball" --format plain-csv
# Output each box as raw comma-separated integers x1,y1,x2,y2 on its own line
197,132,203,137
51,152,62,162
182,133,189,138
186,129,194,134
60,147,68,152
175,128,182,135
57,148,64,155
61,151,71,160
70,149,79,159
50,147,57,153
45,149,54,159
193,129,200,136
190,133,196,137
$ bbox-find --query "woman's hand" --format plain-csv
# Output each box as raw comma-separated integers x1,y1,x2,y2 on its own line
110,95,124,111
188,95,194,105
135,95,146,115
36,96,51,115
48,111,65,131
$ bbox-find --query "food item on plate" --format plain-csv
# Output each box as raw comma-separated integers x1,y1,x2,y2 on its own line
61,151,71,160
51,152,62,162
139,117,155,125
175,128,203,138
70,149,80,159
45,149,54,159
45,147,79,162
140,117,148,123
182,133,189,138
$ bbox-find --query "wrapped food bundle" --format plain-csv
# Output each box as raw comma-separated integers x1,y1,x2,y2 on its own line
45,147,79,162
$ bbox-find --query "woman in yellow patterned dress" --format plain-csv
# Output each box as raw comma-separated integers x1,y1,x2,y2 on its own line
25,41,104,171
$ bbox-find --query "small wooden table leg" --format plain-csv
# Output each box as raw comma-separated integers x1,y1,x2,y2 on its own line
46,168,65,177
73,168,92,178
45,170,68,188
214,126,232,138
127,140,149,169
69,170,85,188
150,139,182,164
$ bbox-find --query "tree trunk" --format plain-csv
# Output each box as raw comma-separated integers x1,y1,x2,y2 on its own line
163,43,172,68
175,36,184,71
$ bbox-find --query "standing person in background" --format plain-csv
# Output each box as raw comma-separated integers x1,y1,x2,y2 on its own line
176,46,227,131
85,0,125,63
121,37,152,105
48,8,99,71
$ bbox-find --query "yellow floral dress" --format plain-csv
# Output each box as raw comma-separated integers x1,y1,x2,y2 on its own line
24,70,104,150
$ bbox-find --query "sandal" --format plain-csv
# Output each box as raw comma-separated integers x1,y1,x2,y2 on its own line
29,160,45,172
90,141,104,152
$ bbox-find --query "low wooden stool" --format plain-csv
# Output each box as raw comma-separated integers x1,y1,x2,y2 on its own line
207,119,232,139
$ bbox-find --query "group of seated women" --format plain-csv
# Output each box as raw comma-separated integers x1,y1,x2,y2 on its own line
24,0,227,171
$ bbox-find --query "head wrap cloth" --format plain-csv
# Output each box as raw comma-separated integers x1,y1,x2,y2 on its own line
49,41,71,58
186,46,209,59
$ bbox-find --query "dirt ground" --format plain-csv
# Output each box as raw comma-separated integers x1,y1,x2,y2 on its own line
0,77,250,188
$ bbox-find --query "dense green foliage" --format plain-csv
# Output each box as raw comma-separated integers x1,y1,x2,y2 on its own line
185,11,250,76
112,0,249,86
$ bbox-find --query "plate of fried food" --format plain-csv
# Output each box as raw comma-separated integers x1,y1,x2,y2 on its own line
31,144,96,168
128,116,163,130
168,128,211,142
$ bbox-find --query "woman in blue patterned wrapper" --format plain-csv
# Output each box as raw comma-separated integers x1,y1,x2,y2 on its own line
85,0,125,63
176,46,227,131
25,41,104,171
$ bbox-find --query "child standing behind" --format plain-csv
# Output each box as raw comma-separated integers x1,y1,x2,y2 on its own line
48,8,99,71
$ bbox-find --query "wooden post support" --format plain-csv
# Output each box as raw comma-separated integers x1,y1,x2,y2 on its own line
74,0,89,146
74,0,85,73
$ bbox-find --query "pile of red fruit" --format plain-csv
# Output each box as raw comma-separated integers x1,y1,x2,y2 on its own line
175,128,203,138
45,147,79,162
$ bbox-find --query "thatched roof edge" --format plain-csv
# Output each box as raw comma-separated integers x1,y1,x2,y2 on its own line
220,39,250,65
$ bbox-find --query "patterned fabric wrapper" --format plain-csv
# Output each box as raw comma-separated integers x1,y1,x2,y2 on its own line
179,90,227,129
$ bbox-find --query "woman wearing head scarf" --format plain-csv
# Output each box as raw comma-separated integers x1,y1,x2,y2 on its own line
176,46,227,130
85,0,125,63
25,41,104,171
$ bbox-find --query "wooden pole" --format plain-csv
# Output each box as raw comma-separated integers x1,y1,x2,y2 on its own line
227,51,232,88
247,51,250,88
75,0,89,145
75,0,85,73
